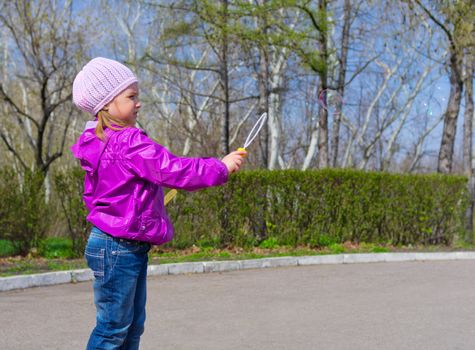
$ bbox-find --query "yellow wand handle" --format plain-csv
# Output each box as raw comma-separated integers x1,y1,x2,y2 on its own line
164,189,177,206
237,147,247,156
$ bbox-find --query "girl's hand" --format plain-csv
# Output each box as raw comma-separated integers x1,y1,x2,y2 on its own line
221,150,247,174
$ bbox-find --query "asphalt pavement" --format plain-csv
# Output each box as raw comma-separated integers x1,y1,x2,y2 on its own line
1,260,475,350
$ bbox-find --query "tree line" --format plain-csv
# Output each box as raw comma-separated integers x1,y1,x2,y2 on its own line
0,0,473,175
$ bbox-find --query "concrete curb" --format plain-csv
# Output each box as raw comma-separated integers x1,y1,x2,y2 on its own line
2,251,475,292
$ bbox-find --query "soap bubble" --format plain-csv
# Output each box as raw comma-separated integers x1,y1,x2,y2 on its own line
318,89,343,111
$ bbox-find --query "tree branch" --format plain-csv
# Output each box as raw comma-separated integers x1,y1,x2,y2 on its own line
0,130,28,170
0,84,40,128
413,0,456,53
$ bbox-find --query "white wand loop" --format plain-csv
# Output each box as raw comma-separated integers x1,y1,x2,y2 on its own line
237,112,267,154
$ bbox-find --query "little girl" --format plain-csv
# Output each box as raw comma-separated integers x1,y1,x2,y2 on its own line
71,57,246,350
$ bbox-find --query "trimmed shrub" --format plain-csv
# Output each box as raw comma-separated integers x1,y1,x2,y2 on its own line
0,168,51,256
167,169,468,248
23,167,467,254
54,168,91,257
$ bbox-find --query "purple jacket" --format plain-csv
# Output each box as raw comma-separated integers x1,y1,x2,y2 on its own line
71,123,229,245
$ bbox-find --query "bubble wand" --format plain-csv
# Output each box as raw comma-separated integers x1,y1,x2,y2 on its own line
236,112,267,155
164,112,268,205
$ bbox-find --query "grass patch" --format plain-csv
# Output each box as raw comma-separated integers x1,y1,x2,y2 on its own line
1,240,475,277
0,257,87,277
38,237,75,259
149,244,326,266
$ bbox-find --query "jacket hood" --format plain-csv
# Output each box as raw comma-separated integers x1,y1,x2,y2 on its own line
71,121,106,172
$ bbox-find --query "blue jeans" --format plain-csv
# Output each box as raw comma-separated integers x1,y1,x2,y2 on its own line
85,227,151,350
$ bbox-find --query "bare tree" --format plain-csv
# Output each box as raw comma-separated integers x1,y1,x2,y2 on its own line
330,0,352,167
327,1,448,172
463,53,474,176
0,0,86,176
296,0,370,170
410,0,474,173
295,0,330,169
464,49,474,241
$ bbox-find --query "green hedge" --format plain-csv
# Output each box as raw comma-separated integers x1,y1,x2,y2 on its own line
0,167,469,256
166,169,468,248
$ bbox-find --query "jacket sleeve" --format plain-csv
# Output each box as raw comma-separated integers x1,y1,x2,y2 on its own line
123,128,229,191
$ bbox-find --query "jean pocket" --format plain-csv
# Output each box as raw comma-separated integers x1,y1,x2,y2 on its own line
85,246,105,281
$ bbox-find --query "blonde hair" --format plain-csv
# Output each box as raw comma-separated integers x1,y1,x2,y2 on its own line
95,110,130,141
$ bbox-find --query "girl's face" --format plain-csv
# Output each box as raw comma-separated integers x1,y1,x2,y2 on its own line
106,83,141,125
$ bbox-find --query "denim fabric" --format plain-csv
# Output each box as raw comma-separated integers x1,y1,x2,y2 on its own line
85,227,151,350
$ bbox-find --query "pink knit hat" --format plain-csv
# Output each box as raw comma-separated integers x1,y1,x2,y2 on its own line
72,57,138,116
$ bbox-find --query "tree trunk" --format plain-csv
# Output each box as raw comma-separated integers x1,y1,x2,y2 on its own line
257,29,269,168
267,72,282,170
220,0,230,155
463,55,474,176
331,0,350,167
464,51,474,242
437,50,464,173
317,0,329,169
